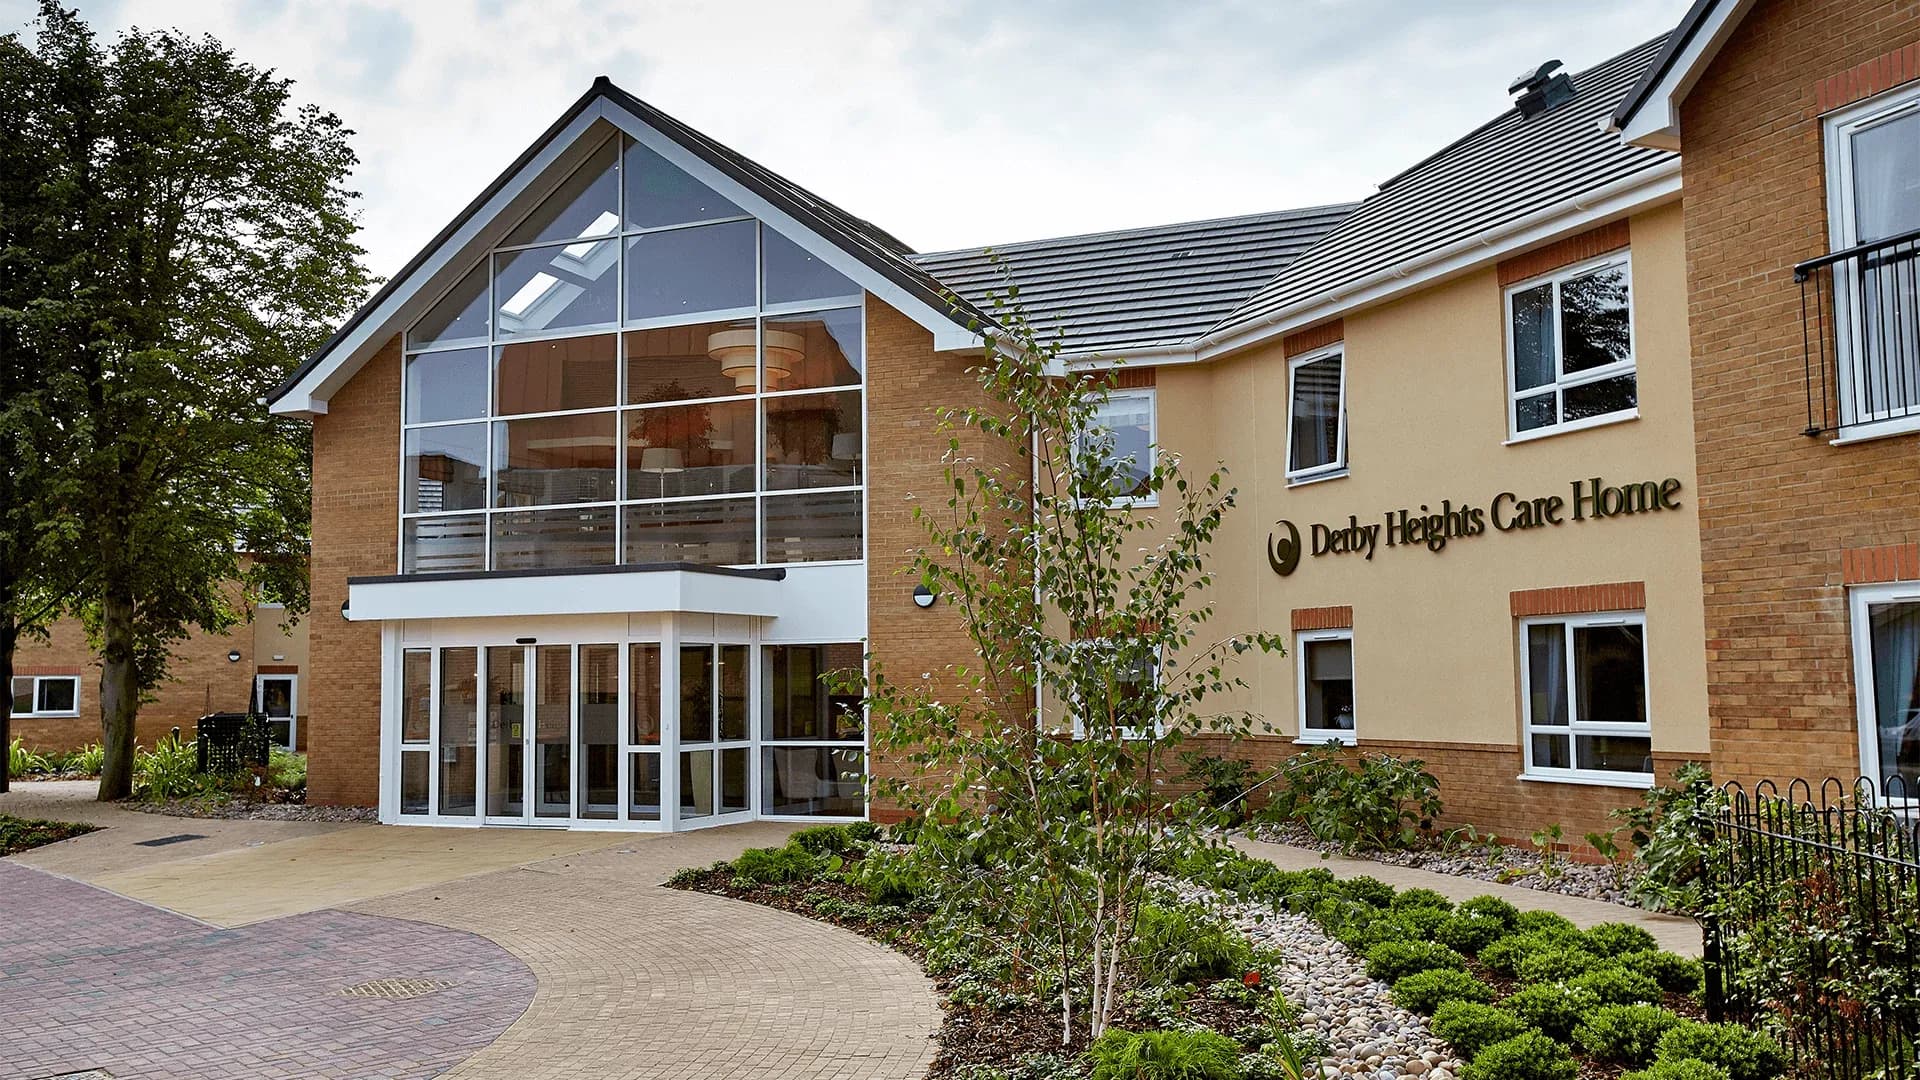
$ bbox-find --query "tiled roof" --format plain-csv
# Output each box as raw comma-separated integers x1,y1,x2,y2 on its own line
912,205,1354,356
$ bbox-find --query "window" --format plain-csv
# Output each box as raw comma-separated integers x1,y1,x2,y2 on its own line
1520,612,1653,784
1823,84,1920,431
1848,585,1920,799
1297,631,1355,743
400,132,864,573
1506,253,1635,438
1078,389,1156,506
1287,346,1346,481
762,643,866,817
11,675,79,718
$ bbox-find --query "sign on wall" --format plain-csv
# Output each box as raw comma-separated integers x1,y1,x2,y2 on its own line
1267,476,1683,576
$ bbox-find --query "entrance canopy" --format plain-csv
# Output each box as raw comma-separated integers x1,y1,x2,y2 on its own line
346,562,787,622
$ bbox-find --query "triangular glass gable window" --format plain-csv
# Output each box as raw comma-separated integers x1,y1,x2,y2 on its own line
407,261,490,350
623,135,745,230
506,136,620,248
762,227,859,308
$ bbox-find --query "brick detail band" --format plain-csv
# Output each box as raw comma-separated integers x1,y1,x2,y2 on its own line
1111,367,1156,389
1283,320,1343,358
1509,581,1646,618
1816,42,1920,113
1291,605,1353,631
257,664,301,675
11,666,82,677
1497,220,1631,286
1842,543,1920,585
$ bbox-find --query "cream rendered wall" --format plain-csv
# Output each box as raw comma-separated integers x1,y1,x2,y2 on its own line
1155,202,1709,757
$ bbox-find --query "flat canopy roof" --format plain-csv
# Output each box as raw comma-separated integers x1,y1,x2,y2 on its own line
345,562,789,622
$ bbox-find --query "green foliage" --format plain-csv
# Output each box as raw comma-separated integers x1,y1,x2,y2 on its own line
1584,922,1658,956
0,812,99,855
1436,909,1511,956
1460,1032,1579,1080
1264,746,1444,853
1388,887,1452,913
1180,751,1258,825
1135,904,1254,987
730,844,824,884
849,850,927,905
1430,1001,1533,1059
1513,910,1580,936
1616,949,1703,996
267,749,305,792
1567,965,1663,1007
1480,931,1577,979
1362,940,1465,983
790,823,873,855
1515,944,1603,984
67,743,105,776
1573,1004,1684,1066
7,738,46,779
1339,876,1396,909
132,736,204,801
1528,824,1566,880
1501,983,1599,1041
1653,1022,1786,1080
1615,762,1719,913
1086,1028,1245,1080
1621,1062,1732,1080
1390,968,1494,1015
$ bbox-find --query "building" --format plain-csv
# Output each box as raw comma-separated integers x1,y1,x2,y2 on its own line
1611,0,1920,798
10,605,309,754
272,1,1913,839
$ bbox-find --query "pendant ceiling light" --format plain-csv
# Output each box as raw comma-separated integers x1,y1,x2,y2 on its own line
708,328,803,392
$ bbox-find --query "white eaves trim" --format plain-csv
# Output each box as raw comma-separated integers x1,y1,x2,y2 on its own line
1608,0,1755,149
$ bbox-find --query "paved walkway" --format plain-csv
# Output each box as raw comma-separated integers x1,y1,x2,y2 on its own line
1232,834,1702,957
2,783,940,1079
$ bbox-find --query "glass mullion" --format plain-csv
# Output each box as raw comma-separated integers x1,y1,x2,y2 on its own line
759,383,866,400
619,214,756,240
620,307,760,334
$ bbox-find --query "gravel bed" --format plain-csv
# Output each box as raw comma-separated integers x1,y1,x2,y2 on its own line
1174,880,1464,1080
128,799,378,823
1249,822,1640,906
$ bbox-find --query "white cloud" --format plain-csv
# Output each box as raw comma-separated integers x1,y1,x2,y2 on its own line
6,0,1691,278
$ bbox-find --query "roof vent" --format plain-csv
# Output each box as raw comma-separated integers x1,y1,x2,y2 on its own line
1509,59,1575,119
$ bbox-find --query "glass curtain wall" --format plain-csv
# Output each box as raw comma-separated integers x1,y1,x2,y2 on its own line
400,131,865,574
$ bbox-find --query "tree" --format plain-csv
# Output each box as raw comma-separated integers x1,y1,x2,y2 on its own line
858,290,1282,1045
1,4,370,798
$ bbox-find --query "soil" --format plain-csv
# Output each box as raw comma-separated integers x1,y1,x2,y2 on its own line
126,798,375,823
0,813,101,856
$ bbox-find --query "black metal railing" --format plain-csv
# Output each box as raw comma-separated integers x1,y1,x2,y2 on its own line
1797,227,1920,437
1702,777,1920,1079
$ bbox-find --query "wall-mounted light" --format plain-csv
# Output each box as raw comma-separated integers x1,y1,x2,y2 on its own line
912,584,937,609
226,650,242,663
340,600,351,622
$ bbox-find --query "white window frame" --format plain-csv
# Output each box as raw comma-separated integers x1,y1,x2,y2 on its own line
1285,344,1348,484
1847,581,1920,804
1295,628,1357,745
1061,639,1162,740
1503,251,1637,443
1076,388,1158,509
11,674,81,718
1822,82,1920,440
1518,610,1654,787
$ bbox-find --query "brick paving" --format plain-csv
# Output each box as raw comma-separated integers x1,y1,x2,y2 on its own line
0,860,535,1080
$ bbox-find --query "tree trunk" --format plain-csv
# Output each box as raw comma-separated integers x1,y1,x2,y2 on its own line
96,586,138,800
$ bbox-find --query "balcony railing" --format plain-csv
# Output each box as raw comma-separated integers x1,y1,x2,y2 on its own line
1796,226,1920,438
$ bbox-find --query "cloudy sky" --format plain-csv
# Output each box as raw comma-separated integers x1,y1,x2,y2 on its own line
5,1,1690,280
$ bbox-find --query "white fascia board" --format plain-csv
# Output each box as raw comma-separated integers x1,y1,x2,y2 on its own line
1194,161,1683,363
1609,0,1754,150
347,568,786,622
597,100,985,353
269,107,609,418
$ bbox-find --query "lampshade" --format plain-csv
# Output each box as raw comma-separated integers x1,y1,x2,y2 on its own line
637,447,685,473
707,327,803,392
831,432,863,461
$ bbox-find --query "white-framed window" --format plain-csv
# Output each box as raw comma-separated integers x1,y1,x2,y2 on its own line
1077,388,1157,507
10,675,80,718
1519,611,1653,786
1286,345,1347,482
1848,582,1920,801
1296,629,1355,744
1822,83,1920,434
1504,252,1636,440
1062,638,1161,739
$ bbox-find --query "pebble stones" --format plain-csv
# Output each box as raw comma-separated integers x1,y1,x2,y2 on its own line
1175,881,1465,1080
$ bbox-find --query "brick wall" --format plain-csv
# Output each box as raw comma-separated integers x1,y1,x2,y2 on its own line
863,300,1029,820
305,337,401,806
1678,0,1920,785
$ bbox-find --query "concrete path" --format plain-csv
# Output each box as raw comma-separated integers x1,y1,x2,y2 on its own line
3,783,940,1079
1233,833,1702,958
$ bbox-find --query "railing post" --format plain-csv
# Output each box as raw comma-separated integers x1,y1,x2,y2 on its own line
1698,789,1725,1023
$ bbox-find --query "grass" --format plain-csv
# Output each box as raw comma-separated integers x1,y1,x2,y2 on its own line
0,813,99,856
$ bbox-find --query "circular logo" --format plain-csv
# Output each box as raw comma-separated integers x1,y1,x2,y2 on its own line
1267,519,1301,577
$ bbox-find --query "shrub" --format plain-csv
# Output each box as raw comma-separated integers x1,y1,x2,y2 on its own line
1266,746,1444,853
849,850,926,905
62,743,105,777
1363,940,1466,983
1436,897,1517,955
1617,949,1704,996
1569,965,1663,1007
1180,751,1258,825
1501,983,1599,1041
1339,911,1429,952
1621,1062,1732,1080
1455,895,1520,927
268,749,306,792
1585,921,1658,956
1613,761,1719,913
1430,1000,1532,1058
1135,904,1254,987
1573,1004,1684,1065
1515,945,1604,984
1460,1032,1579,1080
1340,876,1397,909
1087,1028,1244,1080
133,736,203,801
1390,887,1453,913
8,738,50,779
789,823,868,855
1390,969,1494,1015
730,844,823,884
1653,1022,1787,1080
1480,932,1573,978
1513,910,1580,937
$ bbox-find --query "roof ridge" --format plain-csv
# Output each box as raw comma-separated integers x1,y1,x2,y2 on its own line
912,202,1359,261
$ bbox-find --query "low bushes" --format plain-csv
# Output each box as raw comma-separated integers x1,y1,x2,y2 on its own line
1653,1022,1787,1080
1501,983,1599,1041
0,813,99,856
1430,1001,1531,1058
1362,939,1465,983
1574,1004,1684,1066
1262,745,1443,853
1622,1062,1734,1080
1086,1028,1243,1080
8,738,106,780
1568,965,1662,1007
1390,969,1493,1014
1135,904,1254,986
1460,1031,1579,1080
730,843,823,884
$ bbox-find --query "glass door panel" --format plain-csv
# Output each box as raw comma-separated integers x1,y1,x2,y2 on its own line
440,648,479,817
717,645,752,814
579,644,619,820
534,645,572,820
486,645,528,819
678,645,715,820
629,643,663,821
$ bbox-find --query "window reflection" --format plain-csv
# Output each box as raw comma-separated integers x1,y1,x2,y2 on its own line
493,413,616,507
495,241,618,338
765,391,861,490
495,335,616,416
626,399,755,498
624,221,755,322
405,425,488,513
624,498,755,566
